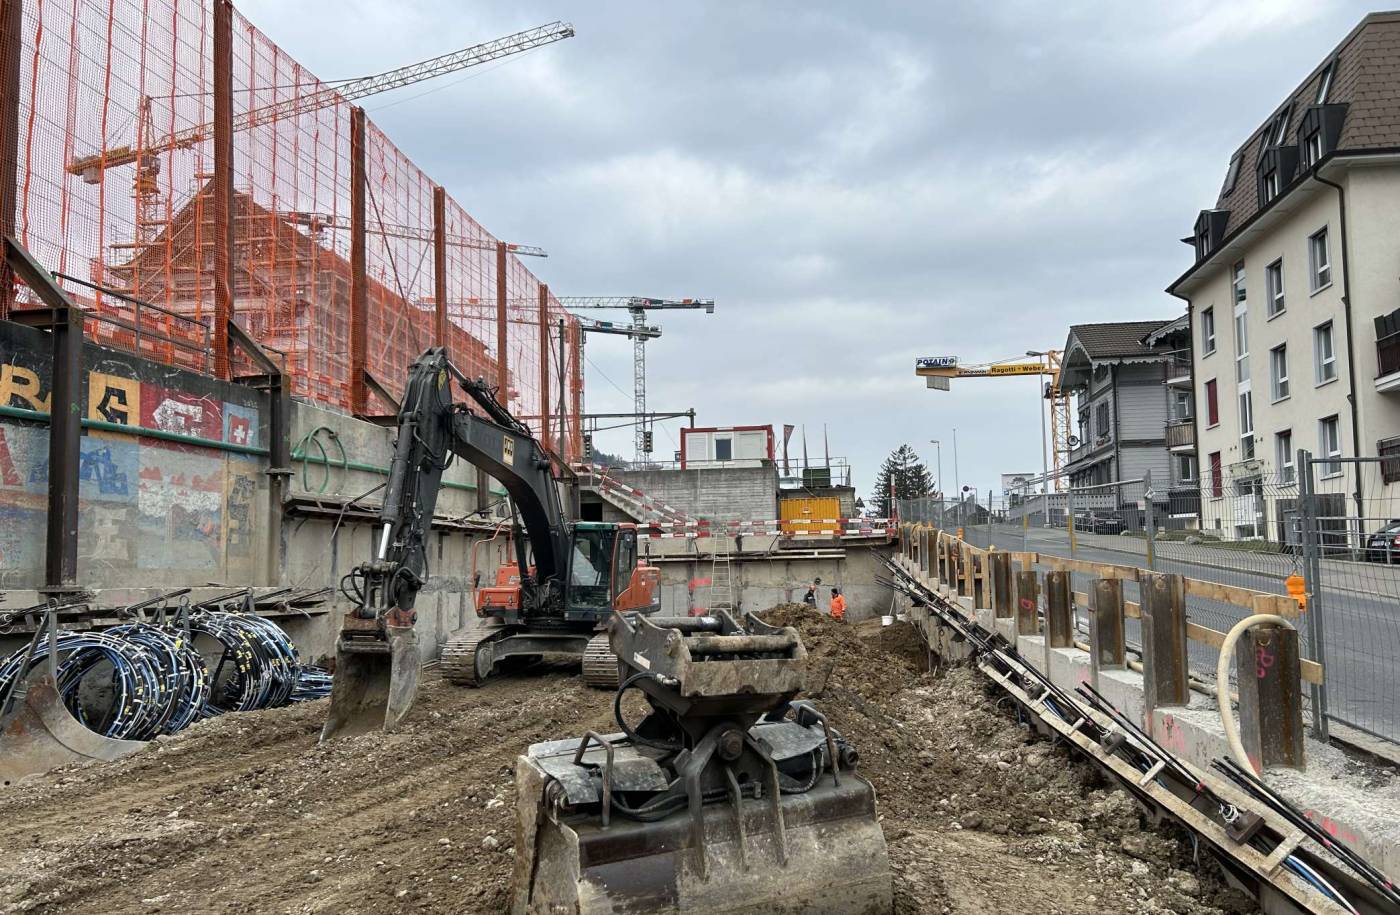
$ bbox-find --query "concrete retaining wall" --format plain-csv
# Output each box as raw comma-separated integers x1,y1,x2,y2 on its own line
643,536,893,620
0,318,507,664
610,466,777,521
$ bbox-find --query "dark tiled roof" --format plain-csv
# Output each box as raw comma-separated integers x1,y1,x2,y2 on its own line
1212,12,1400,238
1067,320,1172,360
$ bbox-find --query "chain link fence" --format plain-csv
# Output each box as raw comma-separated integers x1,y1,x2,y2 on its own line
900,459,1400,750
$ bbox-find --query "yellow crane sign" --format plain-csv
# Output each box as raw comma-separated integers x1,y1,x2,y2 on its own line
914,353,1073,491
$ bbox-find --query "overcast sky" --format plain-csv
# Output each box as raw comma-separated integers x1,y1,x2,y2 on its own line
243,0,1379,504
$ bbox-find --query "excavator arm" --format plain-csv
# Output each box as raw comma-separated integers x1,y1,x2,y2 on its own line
322,347,569,739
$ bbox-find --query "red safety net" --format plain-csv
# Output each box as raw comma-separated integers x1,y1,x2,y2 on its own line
9,0,582,461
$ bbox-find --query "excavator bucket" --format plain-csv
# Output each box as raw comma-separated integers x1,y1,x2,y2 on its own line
513,736,893,914
0,671,145,784
320,623,420,741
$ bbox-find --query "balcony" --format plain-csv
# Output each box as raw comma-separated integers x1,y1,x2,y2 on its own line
1376,331,1400,393
1165,352,1193,387
1166,418,1195,452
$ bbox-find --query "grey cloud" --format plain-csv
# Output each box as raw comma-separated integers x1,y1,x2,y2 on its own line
240,0,1377,499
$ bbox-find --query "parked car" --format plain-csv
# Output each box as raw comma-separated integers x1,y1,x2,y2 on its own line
1365,520,1400,563
1073,510,1125,535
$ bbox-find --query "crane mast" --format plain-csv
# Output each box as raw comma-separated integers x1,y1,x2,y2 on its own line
560,298,715,462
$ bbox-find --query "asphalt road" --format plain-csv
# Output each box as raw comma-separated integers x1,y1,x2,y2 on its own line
957,522,1400,746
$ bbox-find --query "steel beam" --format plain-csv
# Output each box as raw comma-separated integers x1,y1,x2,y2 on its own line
1140,572,1190,711
433,185,447,347
538,282,550,452
989,551,1012,619
348,106,368,415
1089,577,1126,687
212,0,234,378
495,240,509,406
1235,624,1306,770
3,238,82,589
1014,570,1039,637
1044,570,1073,649
0,0,20,320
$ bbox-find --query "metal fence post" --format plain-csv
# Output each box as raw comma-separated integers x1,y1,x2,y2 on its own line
1067,483,1077,555
1297,448,1330,741
1143,469,1157,570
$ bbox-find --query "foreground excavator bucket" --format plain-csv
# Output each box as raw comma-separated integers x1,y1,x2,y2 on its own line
513,612,892,914
0,671,145,784
513,736,893,914
320,623,419,741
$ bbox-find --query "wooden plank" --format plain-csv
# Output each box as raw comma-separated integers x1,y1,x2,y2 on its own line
1183,578,1300,619
1068,594,1323,686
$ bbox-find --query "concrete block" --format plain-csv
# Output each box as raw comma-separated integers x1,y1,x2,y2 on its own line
993,617,1017,646
1095,669,1148,728
1045,646,1092,695
1017,634,1048,676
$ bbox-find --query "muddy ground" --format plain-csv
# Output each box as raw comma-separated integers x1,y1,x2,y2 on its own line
0,608,1258,914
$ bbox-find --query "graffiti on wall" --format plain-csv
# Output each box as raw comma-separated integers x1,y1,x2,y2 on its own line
0,321,266,586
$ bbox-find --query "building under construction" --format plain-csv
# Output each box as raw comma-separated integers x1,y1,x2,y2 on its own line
1,3,1400,914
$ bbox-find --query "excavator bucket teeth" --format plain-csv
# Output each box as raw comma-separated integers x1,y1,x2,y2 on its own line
514,760,893,915
320,626,420,741
0,673,145,784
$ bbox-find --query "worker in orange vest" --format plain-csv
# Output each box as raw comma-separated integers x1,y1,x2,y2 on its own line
829,588,846,622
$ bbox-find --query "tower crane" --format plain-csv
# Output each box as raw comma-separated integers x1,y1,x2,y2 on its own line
560,298,715,462
279,210,546,258
66,21,575,246
914,352,1073,491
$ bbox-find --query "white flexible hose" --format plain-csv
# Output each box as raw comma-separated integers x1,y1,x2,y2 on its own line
1217,613,1296,774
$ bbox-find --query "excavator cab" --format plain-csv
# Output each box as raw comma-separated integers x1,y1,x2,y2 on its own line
477,524,658,623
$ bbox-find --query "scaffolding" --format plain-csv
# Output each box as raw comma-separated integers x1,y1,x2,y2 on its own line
1,0,581,459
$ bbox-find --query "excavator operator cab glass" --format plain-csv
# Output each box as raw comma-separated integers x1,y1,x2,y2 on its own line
612,530,637,600
568,526,617,608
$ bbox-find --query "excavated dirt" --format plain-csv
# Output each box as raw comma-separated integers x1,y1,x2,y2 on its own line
0,611,1259,915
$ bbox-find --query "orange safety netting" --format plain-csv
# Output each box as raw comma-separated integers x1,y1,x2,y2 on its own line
9,0,581,461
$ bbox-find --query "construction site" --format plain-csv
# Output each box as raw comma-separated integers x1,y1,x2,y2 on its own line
2,2,1400,914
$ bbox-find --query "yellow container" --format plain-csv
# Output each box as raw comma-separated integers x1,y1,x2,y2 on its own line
780,496,841,536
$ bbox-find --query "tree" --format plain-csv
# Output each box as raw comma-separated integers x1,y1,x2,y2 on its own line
871,444,934,518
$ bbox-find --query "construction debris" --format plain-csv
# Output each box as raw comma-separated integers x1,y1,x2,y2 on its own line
0,609,1257,914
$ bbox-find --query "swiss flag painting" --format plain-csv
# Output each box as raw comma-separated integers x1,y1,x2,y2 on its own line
223,403,259,449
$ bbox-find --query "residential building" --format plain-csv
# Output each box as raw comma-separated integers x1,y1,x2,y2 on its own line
1142,314,1202,525
1168,11,1400,536
1060,320,1179,492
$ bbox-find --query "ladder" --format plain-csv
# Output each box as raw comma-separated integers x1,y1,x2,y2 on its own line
709,541,735,614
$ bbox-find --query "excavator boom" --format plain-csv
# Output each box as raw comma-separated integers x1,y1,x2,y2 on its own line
321,348,655,740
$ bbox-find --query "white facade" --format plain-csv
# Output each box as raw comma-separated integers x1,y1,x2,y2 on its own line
1178,162,1400,534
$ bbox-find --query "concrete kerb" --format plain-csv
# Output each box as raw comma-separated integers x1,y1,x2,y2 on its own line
892,551,1400,886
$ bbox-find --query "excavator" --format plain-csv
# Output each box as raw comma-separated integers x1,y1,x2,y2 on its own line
321,348,660,740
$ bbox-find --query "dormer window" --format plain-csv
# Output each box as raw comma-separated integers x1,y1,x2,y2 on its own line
1256,144,1299,206
1304,128,1324,167
1261,106,1292,155
1297,103,1348,169
1192,209,1229,261
1222,153,1242,194
1316,60,1334,104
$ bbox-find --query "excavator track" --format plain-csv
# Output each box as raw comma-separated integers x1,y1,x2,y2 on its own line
440,624,512,687
581,633,620,690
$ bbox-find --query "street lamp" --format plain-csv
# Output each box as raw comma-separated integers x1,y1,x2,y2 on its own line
1026,350,1052,528
928,440,943,518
